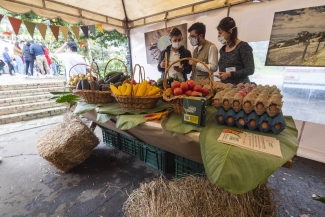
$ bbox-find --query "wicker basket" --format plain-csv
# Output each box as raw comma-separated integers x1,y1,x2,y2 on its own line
73,62,115,104
113,64,161,110
67,62,99,92
162,57,213,114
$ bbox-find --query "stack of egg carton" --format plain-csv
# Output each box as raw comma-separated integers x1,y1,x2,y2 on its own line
213,83,286,135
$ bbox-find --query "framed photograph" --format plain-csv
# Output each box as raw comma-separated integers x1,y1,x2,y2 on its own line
144,23,187,64
265,5,325,67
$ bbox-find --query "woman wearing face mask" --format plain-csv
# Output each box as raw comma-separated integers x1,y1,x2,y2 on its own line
216,17,255,84
157,28,192,82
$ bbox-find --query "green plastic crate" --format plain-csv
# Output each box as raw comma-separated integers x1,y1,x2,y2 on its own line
100,127,120,149
175,155,205,178
120,134,142,159
141,143,175,173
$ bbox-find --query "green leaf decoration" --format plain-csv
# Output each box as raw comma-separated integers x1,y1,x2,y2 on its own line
199,115,298,194
314,196,325,204
50,91,72,95
55,94,80,103
74,102,98,115
116,114,147,130
161,106,216,134
96,114,113,123
97,101,171,115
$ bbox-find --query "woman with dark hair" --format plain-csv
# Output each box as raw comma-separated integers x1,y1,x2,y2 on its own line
23,42,34,76
13,41,24,74
216,17,255,84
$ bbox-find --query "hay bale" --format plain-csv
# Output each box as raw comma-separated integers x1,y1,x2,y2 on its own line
123,176,276,217
37,113,99,172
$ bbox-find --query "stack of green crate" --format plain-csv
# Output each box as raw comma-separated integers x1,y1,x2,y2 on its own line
175,155,205,178
100,126,120,149
120,134,142,159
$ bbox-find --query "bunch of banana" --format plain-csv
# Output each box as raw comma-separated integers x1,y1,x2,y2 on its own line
110,80,161,96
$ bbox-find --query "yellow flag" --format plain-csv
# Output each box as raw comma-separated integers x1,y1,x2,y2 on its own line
96,23,104,34
60,26,69,41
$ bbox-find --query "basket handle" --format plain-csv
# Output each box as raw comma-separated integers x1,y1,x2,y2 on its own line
91,61,100,79
130,64,144,97
104,58,128,78
68,63,90,78
163,57,213,91
140,66,146,83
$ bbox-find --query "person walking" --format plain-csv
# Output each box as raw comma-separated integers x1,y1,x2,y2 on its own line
30,40,50,77
2,47,15,76
23,42,34,76
13,42,24,74
40,42,52,75
0,59,5,75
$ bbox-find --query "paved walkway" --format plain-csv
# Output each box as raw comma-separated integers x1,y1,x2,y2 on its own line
0,72,65,85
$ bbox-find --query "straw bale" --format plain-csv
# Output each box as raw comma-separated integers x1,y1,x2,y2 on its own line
37,113,99,172
124,176,276,217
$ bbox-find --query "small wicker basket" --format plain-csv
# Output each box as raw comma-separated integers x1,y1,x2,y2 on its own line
162,57,213,114
67,62,99,91
73,63,115,104
113,64,161,110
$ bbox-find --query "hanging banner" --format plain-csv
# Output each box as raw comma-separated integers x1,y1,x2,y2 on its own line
50,25,60,41
60,26,68,41
81,26,89,38
96,24,104,34
71,26,79,39
0,15,3,23
8,16,22,36
89,25,96,36
24,21,36,38
37,23,47,40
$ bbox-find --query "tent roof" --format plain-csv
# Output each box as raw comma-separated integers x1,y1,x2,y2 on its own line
0,0,248,33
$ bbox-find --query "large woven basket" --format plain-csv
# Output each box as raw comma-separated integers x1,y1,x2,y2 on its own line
113,64,161,110
73,62,115,104
162,57,213,114
67,62,99,92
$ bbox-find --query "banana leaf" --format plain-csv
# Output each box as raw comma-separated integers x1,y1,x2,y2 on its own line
74,102,99,115
116,114,147,130
199,114,298,194
314,197,325,204
161,106,216,134
97,101,171,115
96,114,113,123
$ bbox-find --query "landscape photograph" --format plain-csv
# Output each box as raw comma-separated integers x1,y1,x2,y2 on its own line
265,5,325,67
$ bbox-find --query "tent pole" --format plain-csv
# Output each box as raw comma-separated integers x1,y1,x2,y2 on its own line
121,0,132,76
227,4,231,17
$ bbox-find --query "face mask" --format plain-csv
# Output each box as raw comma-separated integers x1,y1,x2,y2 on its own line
218,36,227,45
189,37,199,46
172,42,180,49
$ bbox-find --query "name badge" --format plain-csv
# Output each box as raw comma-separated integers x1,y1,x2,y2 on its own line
226,67,236,72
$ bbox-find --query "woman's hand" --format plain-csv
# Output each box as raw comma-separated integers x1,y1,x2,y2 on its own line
218,72,231,80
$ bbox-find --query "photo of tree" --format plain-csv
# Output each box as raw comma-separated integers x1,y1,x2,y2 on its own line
144,24,187,64
265,5,325,67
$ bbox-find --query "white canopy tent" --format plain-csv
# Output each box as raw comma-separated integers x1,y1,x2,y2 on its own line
0,0,248,34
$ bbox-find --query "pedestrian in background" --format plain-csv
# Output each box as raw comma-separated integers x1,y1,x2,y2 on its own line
13,42,24,74
40,42,52,75
23,42,34,76
2,47,15,76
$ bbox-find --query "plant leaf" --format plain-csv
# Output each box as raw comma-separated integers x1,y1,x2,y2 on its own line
50,91,72,95
199,114,299,194
96,114,113,123
74,102,98,114
116,114,147,130
314,197,325,204
55,94,80,103
161,106,216,134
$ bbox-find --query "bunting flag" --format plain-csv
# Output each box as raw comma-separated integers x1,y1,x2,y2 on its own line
81,26,89,38
71,26,79,39
96,23,104,34
60,26,68,41
8,16,22,35
0,15,3,23
50,25,60,41
80,41,87,48
24,21,36,38
89,25,96,36
37,23,47,40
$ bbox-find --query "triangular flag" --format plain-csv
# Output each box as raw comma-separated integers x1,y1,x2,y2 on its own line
0,15,3,23
71,26,79,39
50,25,60,41
89,25,96,36
37,23,47,40
60,26,68,41
24,21,36,38
80,41,87,48
96,24,104,34
81,26,89,38
8,17,22,36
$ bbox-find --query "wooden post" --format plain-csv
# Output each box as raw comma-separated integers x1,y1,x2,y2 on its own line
302,38,310,60
316,41,321,53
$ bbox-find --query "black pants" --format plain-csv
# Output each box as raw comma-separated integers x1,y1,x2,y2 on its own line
5,61,15,75
25,58,34,76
